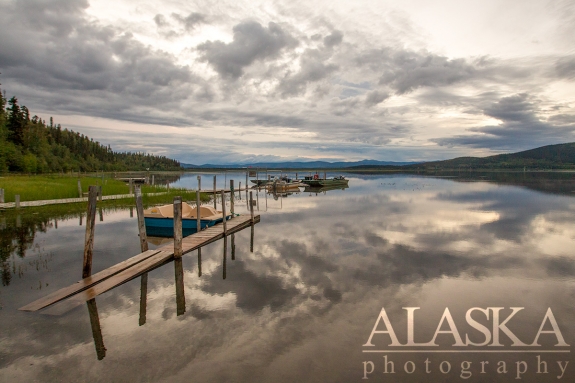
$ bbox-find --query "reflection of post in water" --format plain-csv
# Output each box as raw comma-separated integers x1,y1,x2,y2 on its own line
174,257,185,316
86,298,106,360
231,234,236,260
197,248,202,277
139,273,148,326
54,219,57,229
223,236,227,280
79,214,82,226
129,207,133,218
99,208,104,222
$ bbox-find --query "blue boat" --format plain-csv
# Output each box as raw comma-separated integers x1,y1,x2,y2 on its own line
144,203,231,237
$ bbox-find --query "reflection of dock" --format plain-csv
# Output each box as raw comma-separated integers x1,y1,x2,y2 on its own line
19,214,260,313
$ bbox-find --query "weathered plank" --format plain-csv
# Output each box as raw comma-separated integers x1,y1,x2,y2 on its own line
25,215,259,314
19,250,161,311
42,250,173,315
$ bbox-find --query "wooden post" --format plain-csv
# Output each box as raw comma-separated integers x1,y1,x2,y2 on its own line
129,178,133,195
98,185,102,202
99,208,103,222
135,186,148,252
230,180,234,218
239,182,242,194
0,188,4,203
198,248,202,277
173,196,182,257
221,190,227,235
15,194,20,209
213,175,217,209
87,299,106,360
223,236,227,280
151,174,155,185
250,224,254,253
197,175,201,191
249,191,254,224
78,179,82,197
231,234,236,261
139,273,148,326
129,207,133,218
174,257,185,315
79,214,83,226
245,171,248,189
82,186,98,278
196,187,201,232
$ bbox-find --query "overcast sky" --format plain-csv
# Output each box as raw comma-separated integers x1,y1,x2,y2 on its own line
1,0,574,164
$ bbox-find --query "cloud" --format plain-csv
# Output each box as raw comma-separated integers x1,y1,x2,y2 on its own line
278,48,339,97
198,21,298,79
433,94,575,150
172,12,206,31
323,30,343,48
555,55,575,79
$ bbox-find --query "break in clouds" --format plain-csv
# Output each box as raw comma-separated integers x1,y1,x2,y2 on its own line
0,0,574,163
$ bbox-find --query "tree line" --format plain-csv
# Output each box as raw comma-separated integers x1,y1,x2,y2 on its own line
0,85,182,173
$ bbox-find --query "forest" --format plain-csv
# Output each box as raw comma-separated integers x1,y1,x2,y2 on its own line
0,85,182,173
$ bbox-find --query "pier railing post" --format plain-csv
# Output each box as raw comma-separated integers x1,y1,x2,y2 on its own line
82,186,99,278
213,175,217,209
196,187,201,232
221,190,227,235
135,186,148,252
173,196,183,258
230,180,234,218
249,191,254,224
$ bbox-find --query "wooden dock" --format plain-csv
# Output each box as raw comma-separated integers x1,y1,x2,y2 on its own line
19,214,260,313
0,192,168,209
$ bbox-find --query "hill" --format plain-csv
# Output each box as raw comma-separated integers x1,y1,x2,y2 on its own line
350,143,575,171
0,87,181,173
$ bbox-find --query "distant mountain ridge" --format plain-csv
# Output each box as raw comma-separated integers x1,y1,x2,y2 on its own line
351,142,575,170
182,159,419,169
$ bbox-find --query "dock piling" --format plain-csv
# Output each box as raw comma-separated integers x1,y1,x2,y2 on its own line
173,196,183,258
135,186,148,252
213,175,217,209
98,186,103,202
82,186,99,278
197,175,201,191
223,236,227,280
15,194,20,209
174,257,186,315
0,188,4,203
230,180,234,217
198,248,202,277
250,191,254,224
221,190,227,235
196,187,201,232
231,234,236,260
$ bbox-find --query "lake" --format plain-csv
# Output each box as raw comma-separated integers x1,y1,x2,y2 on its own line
1,171,574,382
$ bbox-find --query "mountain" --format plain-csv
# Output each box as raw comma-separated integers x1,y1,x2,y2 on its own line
350,142,575,171
181,159,419,169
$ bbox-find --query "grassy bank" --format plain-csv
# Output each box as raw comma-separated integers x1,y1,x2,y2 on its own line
0,175,183,202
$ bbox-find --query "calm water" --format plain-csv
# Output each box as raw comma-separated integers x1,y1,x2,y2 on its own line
1,172,575,382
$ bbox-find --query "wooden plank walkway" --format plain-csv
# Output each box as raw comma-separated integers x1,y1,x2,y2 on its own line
0,192,168,209
19,214,260,314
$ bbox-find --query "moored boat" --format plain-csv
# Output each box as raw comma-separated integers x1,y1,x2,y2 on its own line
301,175,349,187
144,202,231,237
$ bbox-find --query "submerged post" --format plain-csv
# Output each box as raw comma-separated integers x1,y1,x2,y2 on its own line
249,191,254,224
87,299,107,360
77,179,82,197
82,186,99,278
223,236,227,280
198,248,202,277
135,186,148,252
231,234,236,261
196,187,201,232
221,190,227,235
15,194,20,209
174,257,185,316
230,180,234,218
173,196,183,258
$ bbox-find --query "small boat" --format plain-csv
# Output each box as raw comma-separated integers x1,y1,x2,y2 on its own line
301,175,349,187
144,202,231,237
266,179,306,192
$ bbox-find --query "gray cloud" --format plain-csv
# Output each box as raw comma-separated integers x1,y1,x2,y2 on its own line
198,21,297,79
323,30,343,48
555,56,575,79
278,48,339,97
172,12,206,31
434,94,575,150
